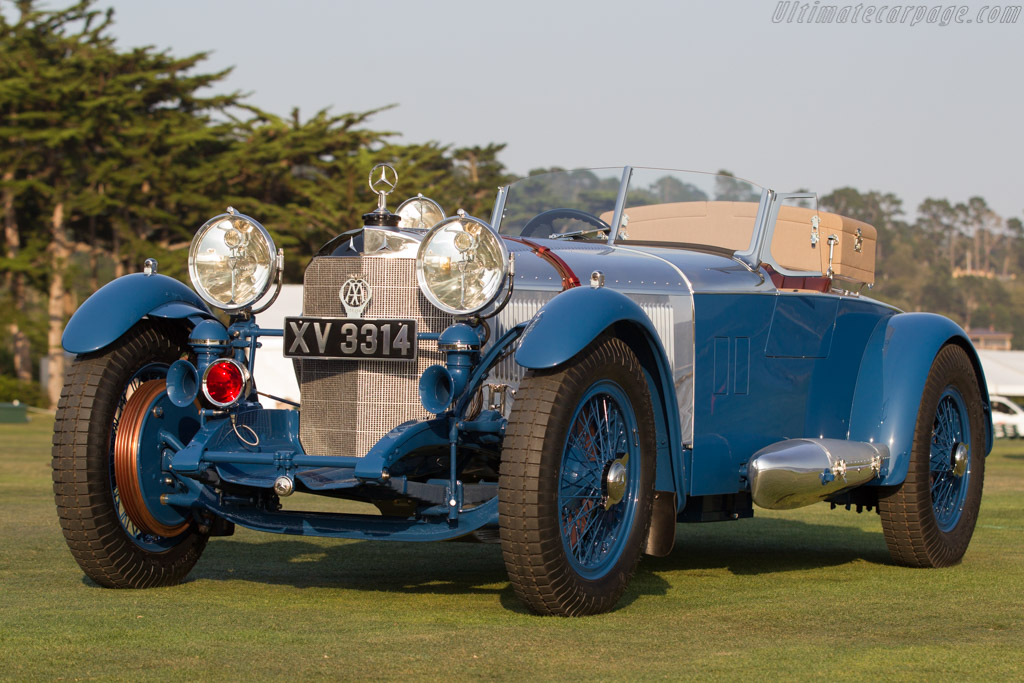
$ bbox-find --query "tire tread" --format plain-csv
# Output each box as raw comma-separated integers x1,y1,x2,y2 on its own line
499,337,655,616
879,343,985,568
52,321,207,589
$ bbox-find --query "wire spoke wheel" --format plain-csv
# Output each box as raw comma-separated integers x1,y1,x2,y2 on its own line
880,344,986,568
500,337,655,616
558,384,639,579
929,388,971,532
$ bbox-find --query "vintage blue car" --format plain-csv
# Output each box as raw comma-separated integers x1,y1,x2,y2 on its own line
53,165,991,616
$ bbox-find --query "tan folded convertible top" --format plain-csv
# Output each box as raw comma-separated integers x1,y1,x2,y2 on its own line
601,201,876,287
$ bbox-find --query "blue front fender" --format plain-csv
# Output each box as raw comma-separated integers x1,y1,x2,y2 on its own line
516,286,663,369
848,312,992,486
514,286,686,502
63,273,214,354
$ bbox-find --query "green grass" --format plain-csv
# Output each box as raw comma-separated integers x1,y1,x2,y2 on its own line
2,416,1023,680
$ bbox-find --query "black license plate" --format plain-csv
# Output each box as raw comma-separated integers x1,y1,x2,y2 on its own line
283,317,417,361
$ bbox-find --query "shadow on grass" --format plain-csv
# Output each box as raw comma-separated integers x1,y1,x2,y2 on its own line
194,534,506,592
643,516,891,577
178,515,889,612
191,534,655,614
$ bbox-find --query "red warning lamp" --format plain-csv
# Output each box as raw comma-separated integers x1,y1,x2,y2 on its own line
202,359,248,407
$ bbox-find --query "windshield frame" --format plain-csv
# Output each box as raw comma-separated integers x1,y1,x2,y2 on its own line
606,166,633,243
491,165,822,277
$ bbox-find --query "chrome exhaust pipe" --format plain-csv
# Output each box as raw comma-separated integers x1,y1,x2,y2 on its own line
748,438,889,510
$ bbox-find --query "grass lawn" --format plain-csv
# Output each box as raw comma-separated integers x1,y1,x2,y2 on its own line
1,415,1022,680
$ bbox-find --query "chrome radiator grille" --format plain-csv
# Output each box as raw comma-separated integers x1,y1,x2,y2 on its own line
298,256,452,456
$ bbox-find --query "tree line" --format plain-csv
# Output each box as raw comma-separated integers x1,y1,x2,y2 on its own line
2,0,1022,407
819,187,1024,339
1,1,510,406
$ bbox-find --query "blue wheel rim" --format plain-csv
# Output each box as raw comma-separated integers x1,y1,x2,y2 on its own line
930,386,971,532
557,381,640,580
109,363,181,552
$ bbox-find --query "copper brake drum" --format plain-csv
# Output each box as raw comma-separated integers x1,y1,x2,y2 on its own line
113,379,189,538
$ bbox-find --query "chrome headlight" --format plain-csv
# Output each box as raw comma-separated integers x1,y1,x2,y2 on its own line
416,211,509,316
188,209,277,312
397,194,445,230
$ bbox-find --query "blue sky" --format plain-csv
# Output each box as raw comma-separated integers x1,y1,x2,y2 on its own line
96,0,1023,221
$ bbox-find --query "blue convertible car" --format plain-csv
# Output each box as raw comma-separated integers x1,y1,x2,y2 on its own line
53,165,990,616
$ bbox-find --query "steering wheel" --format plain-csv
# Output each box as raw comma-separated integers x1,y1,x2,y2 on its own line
519,208,613,238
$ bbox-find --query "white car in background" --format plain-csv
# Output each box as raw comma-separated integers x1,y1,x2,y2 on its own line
990,395,1024,438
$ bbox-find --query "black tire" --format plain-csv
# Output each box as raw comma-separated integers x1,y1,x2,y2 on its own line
879,344,986,567
499,337,656,616
52,320,208,588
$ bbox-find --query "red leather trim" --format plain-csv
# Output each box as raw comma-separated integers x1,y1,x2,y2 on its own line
762,264,831,293
505,237,581,290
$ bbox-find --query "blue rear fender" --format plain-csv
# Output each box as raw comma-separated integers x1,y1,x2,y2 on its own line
514,286,686,502
847,312,992,486
62,273,214,354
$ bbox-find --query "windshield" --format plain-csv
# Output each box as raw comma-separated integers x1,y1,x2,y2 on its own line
495,167,765,253
496,167,624,238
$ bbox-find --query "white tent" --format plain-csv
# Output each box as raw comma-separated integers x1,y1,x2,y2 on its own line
977,350,1024,397
252,284,303,408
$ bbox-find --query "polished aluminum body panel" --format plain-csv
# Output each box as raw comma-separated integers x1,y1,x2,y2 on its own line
494,240,698,443
505,239,773,295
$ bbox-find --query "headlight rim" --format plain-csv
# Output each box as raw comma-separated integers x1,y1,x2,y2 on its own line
415,213,510,317
396,194,446,230
187,209,278,313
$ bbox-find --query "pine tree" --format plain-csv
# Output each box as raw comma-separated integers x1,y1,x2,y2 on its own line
0,0,243,404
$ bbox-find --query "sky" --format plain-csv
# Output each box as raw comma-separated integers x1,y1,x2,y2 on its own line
93,0,1022,221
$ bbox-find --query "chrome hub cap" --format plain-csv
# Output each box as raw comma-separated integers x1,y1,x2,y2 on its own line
951,442,969,478
604,459,628,509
